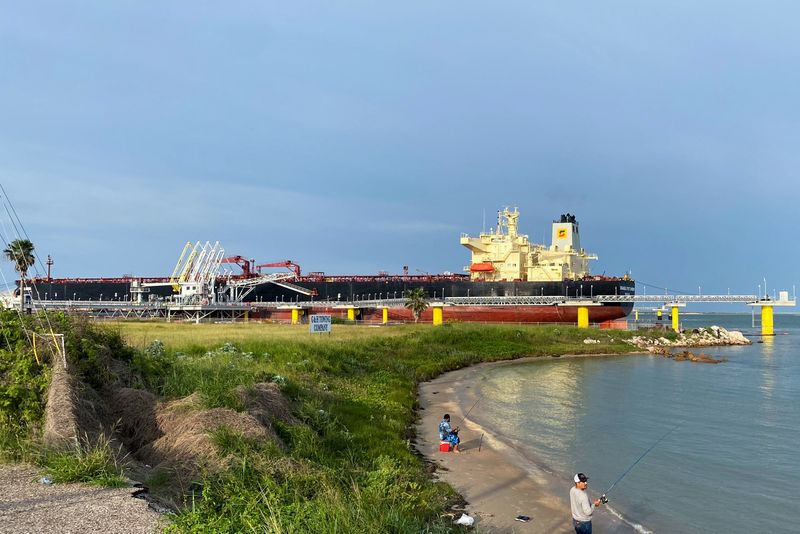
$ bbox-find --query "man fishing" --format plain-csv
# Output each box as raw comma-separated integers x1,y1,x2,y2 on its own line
570,473,602,533
438,414,460,452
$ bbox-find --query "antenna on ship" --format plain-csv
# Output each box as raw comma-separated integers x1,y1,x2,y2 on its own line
482,208,486,234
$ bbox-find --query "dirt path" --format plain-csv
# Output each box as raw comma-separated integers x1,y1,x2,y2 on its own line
0,464,165,534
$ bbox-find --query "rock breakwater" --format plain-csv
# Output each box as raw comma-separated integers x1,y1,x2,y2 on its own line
626,326,750,350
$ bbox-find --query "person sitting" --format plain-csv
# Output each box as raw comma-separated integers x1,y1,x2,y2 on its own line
438,413,460,452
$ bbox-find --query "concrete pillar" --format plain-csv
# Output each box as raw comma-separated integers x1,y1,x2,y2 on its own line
577,306,589,328
671,306,679,332
761,305,774,336
432,305,443,326
291,308,299,325
382,307,388,324
347,307,357,321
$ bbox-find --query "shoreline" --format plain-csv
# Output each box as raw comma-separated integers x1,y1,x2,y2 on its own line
415,354,640,533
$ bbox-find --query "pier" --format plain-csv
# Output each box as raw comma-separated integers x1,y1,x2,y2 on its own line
26,292,796,334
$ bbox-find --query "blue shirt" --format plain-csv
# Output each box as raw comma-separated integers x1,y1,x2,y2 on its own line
439,420,453,441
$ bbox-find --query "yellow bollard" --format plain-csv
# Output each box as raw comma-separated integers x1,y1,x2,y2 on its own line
432,306,443,326
671,306,679,332
761,305,774,336
577,306,589,328
634,309,639,322
291,308,299,325
657,310,662,321
382,307,388,324
347,307,356,321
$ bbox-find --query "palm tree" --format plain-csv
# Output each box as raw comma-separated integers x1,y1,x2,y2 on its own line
404,288,429,323
3,239,35,310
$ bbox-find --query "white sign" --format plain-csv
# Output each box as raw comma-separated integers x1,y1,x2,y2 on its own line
310,314,332,333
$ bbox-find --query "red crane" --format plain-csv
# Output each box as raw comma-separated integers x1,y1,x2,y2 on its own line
256,260,302,278
221,256,254,277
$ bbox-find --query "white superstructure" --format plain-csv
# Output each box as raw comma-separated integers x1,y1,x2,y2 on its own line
460,208,598,282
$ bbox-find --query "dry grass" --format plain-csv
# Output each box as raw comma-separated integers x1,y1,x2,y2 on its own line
110,321,421,350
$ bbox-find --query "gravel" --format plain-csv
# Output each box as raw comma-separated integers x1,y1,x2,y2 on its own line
0,465,165,534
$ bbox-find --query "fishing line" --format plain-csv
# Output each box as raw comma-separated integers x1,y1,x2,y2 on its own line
455,374,490,428
600,421,683,503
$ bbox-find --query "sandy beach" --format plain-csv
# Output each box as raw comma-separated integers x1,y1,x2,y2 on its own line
416,356,635,533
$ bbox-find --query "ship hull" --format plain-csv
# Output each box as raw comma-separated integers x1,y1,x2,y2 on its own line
263,302,633,324
247,278,633,302
28,278,634,324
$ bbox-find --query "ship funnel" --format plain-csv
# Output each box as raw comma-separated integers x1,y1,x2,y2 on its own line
551,213,580,252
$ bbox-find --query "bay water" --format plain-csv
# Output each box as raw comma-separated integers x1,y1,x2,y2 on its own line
468,314,799,533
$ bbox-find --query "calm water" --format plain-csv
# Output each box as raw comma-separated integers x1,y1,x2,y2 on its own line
469,314,800,533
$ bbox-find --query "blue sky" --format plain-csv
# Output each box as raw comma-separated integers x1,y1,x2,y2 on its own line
1,1,798,300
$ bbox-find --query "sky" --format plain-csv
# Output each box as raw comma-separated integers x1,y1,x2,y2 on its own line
1,1,798,302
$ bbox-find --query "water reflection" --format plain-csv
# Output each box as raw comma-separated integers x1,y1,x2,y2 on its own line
479,360,583,464
759,336,775,408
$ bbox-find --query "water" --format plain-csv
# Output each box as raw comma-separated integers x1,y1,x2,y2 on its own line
468,314,800,533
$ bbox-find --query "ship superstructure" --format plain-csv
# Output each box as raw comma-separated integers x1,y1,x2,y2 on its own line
460,208,597,282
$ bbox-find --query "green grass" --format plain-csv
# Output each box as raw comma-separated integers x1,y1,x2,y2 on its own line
108,321,647,532
40,436,128,487
1,315,661,531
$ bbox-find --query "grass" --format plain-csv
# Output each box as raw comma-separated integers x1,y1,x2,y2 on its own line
1,315,665,531
40,435,128,487
104,321,650,532
115,321,414,353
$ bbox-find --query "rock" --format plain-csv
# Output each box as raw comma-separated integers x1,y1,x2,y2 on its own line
583,338,600,344
626,326,750,349
668,350,727,364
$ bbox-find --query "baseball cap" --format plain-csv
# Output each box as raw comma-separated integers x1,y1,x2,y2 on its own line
574,473,589,483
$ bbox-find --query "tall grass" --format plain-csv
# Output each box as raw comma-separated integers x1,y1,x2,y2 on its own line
111,322,647,532
40,435,128,487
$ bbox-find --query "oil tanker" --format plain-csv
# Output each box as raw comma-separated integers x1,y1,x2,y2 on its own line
25,209,634,324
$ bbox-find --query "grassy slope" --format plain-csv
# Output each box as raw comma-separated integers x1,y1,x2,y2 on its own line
109,321,653,533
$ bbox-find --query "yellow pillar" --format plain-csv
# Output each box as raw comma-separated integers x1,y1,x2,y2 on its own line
761,305,774,336
291,308,299,324
577,306,589,328
432,305,443,326
382,307,388,324
244,310,249,322
634,309,639,322
671,306,679,332
347,307,356,321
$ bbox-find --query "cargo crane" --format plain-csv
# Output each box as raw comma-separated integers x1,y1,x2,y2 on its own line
221,256,255,278
256,260,302,279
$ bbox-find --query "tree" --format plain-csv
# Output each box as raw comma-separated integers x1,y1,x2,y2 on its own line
3,239,35,311
404,288,429,323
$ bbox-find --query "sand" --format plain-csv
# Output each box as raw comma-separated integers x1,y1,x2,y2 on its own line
416,356,635,533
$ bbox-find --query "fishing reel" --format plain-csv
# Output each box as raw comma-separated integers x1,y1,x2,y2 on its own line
600,494,609,504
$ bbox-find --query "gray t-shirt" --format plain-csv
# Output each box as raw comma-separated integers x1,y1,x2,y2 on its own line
569,486,594,522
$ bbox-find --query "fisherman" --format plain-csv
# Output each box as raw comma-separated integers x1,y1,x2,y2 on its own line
438,414,460,452
570,473,602,534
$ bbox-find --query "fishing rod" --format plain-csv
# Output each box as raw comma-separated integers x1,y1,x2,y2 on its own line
454,375,490,428
599,421,683,504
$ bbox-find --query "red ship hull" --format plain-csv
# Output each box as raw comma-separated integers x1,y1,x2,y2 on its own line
260,303,631,325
